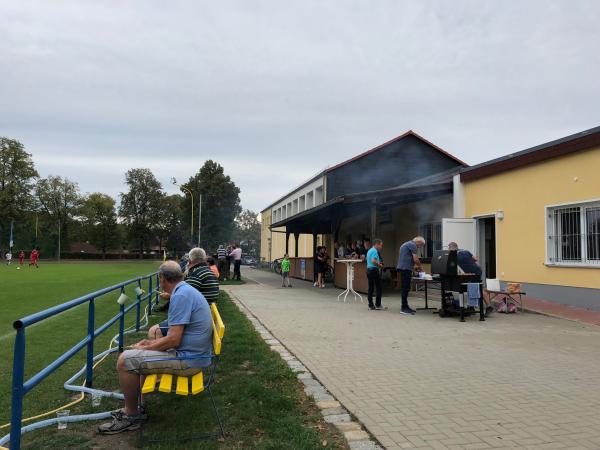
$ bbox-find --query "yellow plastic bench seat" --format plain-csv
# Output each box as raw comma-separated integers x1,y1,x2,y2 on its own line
158,374,173,393
211,303,225,339
176,376,189,395
142,374,157,394
191,372,204,394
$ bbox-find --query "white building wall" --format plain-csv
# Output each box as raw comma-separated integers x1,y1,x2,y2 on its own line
270,177,325,221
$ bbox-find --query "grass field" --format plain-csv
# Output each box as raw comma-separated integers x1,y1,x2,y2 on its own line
0,261,160,427
1,262,347,449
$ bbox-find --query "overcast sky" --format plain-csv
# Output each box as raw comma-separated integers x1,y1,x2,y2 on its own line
2,1,599,213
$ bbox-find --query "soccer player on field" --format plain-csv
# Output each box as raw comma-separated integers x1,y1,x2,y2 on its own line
5,251,12,266
19,250,25,266
29,248,39,268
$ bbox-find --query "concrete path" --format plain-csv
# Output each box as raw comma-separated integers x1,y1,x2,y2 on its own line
226,269,600,450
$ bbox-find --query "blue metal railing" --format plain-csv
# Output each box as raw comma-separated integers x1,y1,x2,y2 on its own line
9,271,160,450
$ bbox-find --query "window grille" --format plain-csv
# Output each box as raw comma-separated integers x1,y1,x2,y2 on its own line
587,207,600,261
418,222,442,258
547,202,600,266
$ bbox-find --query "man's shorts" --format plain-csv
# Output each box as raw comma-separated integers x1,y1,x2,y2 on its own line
122,349,203,376
282,271,289,277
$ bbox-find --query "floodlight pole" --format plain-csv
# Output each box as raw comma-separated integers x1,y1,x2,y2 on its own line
172,178,194,247
198,194,201,247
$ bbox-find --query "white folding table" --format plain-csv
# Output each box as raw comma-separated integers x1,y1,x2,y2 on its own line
336,259,364,303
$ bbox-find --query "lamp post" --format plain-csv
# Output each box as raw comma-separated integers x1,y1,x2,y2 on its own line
172,178,194,246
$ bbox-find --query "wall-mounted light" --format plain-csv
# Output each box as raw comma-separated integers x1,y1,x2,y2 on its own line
496,210,504,221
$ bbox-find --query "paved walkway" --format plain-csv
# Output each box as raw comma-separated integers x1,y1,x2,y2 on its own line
226,269,600,450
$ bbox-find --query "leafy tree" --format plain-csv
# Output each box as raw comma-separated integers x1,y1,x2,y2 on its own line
181,160,241,252
0,137,38,246
154,194,188,255
119,168,165,258
35,175,81,259
81,193,118,258
234,209,261,256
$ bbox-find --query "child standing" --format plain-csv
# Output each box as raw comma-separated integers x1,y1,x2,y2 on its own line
281,254,292,287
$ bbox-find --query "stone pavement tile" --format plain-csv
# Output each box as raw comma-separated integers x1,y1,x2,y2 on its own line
323,413,351,424
344,430,370,441
348,440,383,450
321,407,347,416
335,422,362,432
316,400,341,409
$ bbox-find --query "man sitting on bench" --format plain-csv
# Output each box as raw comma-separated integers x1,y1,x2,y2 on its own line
98,261,213,435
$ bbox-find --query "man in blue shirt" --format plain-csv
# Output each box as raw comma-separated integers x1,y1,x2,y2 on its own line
99,260,213,435
396,236,425,315
366,239,385,310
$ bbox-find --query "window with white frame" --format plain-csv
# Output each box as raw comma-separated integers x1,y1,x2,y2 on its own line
418,222,442,258
546,200,600,266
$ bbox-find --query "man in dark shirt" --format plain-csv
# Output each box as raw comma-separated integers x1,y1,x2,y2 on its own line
396,237,425,315
448,242,492,315
448,242,482,277
149,247,219,339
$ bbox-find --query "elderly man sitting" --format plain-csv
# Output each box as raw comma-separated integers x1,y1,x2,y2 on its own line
98,261,213,434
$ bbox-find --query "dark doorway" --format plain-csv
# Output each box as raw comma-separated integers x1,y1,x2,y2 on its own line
480,217,496,279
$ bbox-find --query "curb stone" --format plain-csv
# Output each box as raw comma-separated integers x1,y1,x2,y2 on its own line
225,288,385,450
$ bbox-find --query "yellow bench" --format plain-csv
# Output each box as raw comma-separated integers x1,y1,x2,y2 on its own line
140,303,226,440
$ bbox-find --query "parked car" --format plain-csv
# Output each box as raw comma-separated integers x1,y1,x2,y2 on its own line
242,256,257,265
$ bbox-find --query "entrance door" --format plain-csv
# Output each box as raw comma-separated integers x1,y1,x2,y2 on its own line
442,218,476,253
477,217,496,280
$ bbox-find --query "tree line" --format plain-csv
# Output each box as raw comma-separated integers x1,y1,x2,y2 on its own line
0,137,261,259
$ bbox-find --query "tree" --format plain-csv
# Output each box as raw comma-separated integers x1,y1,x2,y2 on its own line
0,138,38,247
119,168,165,258
234,209,261,256
154,194,188,255
181,160,241,252
81,193,118,258
35,175,81,260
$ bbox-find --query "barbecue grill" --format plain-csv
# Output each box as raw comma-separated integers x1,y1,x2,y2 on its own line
431,249,484,321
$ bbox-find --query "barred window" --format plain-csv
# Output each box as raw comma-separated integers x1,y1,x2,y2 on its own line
418,222,442,258
547,201,600,266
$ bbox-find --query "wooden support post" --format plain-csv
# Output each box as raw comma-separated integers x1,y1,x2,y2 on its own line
370,201,378,239
312,232,317,282
294,233,299,257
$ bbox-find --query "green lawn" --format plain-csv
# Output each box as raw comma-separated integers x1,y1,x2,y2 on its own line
1,262,347,449
0,262,159,427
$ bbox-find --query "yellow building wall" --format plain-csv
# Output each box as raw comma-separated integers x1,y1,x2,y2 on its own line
260,209,319,262
464,146,600,289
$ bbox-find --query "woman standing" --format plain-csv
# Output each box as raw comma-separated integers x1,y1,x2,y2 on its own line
316,246,327,288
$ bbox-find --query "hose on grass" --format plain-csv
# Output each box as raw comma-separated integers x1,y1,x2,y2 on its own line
0,293,159,445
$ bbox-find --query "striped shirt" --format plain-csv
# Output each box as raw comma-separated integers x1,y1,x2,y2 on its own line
185,263,220,304
217,247,227,260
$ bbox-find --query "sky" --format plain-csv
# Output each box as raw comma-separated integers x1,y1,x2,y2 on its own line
1,1,599,213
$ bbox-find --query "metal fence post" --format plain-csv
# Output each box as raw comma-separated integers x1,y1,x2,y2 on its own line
10,327,26,450
118,288,125,352
85,298,95,387
135,280,141,332
155,273,160,305
148,276,153,316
